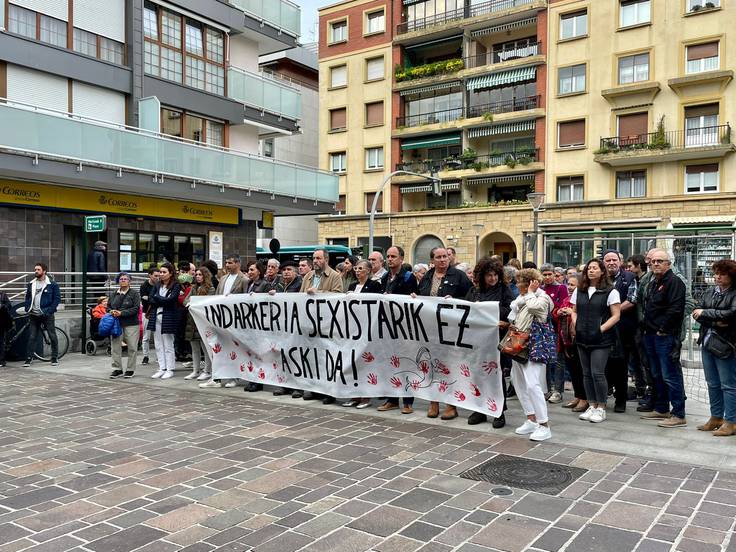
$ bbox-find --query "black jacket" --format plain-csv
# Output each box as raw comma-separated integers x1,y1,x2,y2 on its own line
246,279,271,293
697,286,736,346
348,279,383,293
465,283,513,322
418,266,472,299
0,291,12,332
108,288,141,327
140,280,155,314
87,248,107,281
644,269,686,336
575,286,617,348
277,276,302,293
611,270,637,335
381,268,418,296
146,282,181,334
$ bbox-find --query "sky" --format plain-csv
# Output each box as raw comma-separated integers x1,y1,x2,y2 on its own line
298,0,334,44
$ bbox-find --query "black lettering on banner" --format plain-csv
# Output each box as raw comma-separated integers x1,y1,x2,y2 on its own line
436,304,454,346
362,299,377,341
411,302,429,342
280,349,294,375
351,349,358,386
289,303,303,335
259,303,270,330
315,299,329,339
377,301,397,340
456,304,473,349
327,301,344,339
348,300,362,340
233,302,244,328
388,300,408,340
221,305,233,328
305,299,317,337
268,301,282,332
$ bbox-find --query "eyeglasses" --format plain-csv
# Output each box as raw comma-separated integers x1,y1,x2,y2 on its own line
650,259,669,265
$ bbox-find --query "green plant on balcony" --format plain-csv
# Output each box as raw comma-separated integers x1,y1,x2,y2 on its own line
505,155,517,168
482,112,494,122
460,148,477,161
471,161,490,171
648,115,671,149
394,58,465,82
516,146,536,157
518,155,533,165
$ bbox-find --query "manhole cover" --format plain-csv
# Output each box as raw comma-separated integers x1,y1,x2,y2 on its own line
459,454,588,496
490,487,513,496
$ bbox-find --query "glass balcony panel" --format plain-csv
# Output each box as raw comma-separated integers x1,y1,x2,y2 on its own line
229,0,300,38
296,168,317,199
227,68,301,120
274,164,297,196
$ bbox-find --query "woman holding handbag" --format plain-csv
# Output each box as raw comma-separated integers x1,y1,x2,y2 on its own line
507,268,555,441
571,259,621,424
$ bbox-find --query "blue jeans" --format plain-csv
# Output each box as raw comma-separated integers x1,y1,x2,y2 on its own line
701,347,736,423
644,334,686,419
546,350,566,393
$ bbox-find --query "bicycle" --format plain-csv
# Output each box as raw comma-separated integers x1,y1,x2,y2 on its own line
3,304,70,362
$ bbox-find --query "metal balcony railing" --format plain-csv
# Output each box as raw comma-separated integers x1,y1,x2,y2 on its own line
395,147,539,173
227,66,301,120
466,95,540,118
464,40,541,69
396,107,464,129
475,147,539,166
397,0,536,35
599,124,732,151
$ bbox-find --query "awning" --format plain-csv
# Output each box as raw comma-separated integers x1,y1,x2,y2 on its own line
403,0,424,4
405,35,463,50
471,17,537,37
671,215,735,225
440,182,461,191
400,184,432,194
466,66,536,91
468,119,536,138
466,173,537,185
401,133,461,150
399,81,461,96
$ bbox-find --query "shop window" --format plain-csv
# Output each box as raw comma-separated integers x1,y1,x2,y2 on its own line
120,231,207,270
616,170,647,198
559,10,587,39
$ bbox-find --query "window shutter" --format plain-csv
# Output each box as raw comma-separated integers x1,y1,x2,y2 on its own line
331,65,347,87
684,103,719,118
686,163,719,174
366,57,384,80
617,112,648,138
366,102,383,126
330,108,346,130
687,42,718,61
336,195,346,211
558,120,585,147
366,192,382,213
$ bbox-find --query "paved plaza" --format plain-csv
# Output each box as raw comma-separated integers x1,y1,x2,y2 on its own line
0,357,734,552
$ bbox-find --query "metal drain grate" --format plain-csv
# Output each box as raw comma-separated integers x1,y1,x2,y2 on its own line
459,454,588,496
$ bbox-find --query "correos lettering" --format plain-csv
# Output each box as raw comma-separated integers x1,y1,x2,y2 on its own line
2,187,41,199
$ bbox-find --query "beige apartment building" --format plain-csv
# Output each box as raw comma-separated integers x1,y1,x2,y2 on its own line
543,0,736,272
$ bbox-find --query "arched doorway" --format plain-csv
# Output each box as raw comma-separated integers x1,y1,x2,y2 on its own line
479,232,517,265
412,234,444,265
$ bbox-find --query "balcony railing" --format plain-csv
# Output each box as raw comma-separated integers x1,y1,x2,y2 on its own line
0,101,337,202
396,107,464,129
396,147,539,173
227,67,301,120
465,40,541,69
466,95,540,118
397,0,536,35
229,0,300,38
598,124,732,152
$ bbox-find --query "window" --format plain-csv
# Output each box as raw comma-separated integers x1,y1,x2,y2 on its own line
161,8,181,48
685,104,719,146
144,2,158,39
329,20,347,43
330,65,347,88
39,15,67,47
262,138,274,158
162,108,183,137
365,192,383,213
616,170,647,198
330,108,347,131
121,231,206,270
206,120,224,147
161,108,224,146
560,10,587,39
144,41,160,76
366,57,385,81
74,28,97,57
620,0,651,27
8,5,37,39
618,53,649,84
336,195,346,213
365,147,384,170
558,64,586,95
686,42,719,74
685,164,719,193
557,176,584,202
185,20,203,56
100,37,124,65
617,112,648,144
365,102,384,126
330,152,347,173
558,119,585,148
688,0,720,11
366,10,385,34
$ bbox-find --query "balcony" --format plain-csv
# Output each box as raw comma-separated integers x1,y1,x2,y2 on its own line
594,124,735,167
227,67,301,127
396,107,464,130
395,147,540,179
0,101,337,204
396,0,541,37
464,41,542,70
230,0,300,37
466,95,540,119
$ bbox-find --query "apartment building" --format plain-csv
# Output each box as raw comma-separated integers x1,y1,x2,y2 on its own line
0,0,337,274
544,0,736,273
318,0,548,265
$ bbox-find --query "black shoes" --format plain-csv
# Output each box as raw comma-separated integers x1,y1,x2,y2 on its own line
244,382,263,392
467,412,487,425
322,396,336,405
22,359,31,367
492,413,506,429
142,356,149,365
123,371,134,378
273,387,289,396
291,390,304,399
303,392,318,400
614,403,626,413
109,370,124,379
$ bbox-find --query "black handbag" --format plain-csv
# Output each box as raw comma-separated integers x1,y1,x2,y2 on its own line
705,331,735,360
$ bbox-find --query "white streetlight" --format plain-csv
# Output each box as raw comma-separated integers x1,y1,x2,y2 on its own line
527,192,545,264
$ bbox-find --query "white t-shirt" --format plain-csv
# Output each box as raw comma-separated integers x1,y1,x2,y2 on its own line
570,287,621,306
156,284,169,319
353,283,364,293
223,273,237,295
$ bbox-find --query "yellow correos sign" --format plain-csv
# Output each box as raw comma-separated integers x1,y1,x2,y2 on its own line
0,180,239,225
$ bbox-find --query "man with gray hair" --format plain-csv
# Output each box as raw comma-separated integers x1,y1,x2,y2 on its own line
504,265,519,298
264,258,281,291
368,251,387,281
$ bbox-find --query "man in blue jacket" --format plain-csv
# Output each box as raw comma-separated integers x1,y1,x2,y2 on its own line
23,262,61,367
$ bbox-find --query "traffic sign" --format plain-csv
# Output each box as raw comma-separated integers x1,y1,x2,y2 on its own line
85,215,107,233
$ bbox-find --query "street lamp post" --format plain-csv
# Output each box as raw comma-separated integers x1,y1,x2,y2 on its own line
472,223,484,262
368,170,440,255
526,192,545,265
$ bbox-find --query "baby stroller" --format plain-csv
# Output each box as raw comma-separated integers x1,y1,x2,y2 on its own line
85,307,111,356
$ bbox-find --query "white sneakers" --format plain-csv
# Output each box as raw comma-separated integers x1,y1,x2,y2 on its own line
515,420,539,435
199,379,223,388
183,371,200,380
224,381,237,388
580,406,606,423
515,420,552,441
151,370,165,379
197,372,211,381
161,371,174,379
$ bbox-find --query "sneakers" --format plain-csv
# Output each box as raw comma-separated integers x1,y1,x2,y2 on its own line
109,370,124,379
548,391,563,404
224,380,238,388
515,420,539,435
529,425,552,441
182,361,194,368
183,371,200,380
50,358,59,367
342,399,359,407
141,356,149,365
579,406,596,421
356,400,371,409
589,408,607,423
161,371,174,379
0,361,6,367
199,379,223,388
640,411,671,420
377,402,399,412
123,371,134,378
22,359,31,367
657,416,686,428
151,370,165,379
197,372,211,381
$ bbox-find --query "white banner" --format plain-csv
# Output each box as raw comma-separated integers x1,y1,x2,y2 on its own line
189,293,503,415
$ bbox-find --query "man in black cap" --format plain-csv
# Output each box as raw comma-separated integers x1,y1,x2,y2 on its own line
269,261,302,396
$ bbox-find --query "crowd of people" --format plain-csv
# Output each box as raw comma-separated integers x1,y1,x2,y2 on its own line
14,245,736,442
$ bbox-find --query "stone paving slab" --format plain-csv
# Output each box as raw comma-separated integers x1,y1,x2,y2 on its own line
0,365,734,551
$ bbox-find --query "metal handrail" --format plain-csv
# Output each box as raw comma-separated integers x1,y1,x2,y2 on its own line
397,0,536,34
599,124,732,151
467,95,540,118
396,147,539,173
464,40,541,69
396,107,464,128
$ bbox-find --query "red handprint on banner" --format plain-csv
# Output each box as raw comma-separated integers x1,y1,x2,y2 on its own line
247,361,254,372
482,360,498,374
410,379,421,390
390,376,402,389
205,329,215,339
470,383,481,397
459,364,470,377
212,343,222,354
390,355,400,368
239,363,245,372
487,398,498,413
362,352,375,363
257,368,265,380
229,351,237,361
436,361,450,376
438,380,449,393
367,373,378,385
270,343,278,353
419,360,430,374
277,375,286,384
272,362,278,370
454,391,466,401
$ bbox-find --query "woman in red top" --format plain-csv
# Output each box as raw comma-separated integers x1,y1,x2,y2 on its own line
540,264,569,403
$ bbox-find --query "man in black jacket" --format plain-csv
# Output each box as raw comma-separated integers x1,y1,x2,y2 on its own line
642,249,687,428
377,246,418,414
139,266,159,365
269,261,301,397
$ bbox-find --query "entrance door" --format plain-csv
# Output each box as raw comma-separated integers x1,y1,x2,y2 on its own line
494,242,517,265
